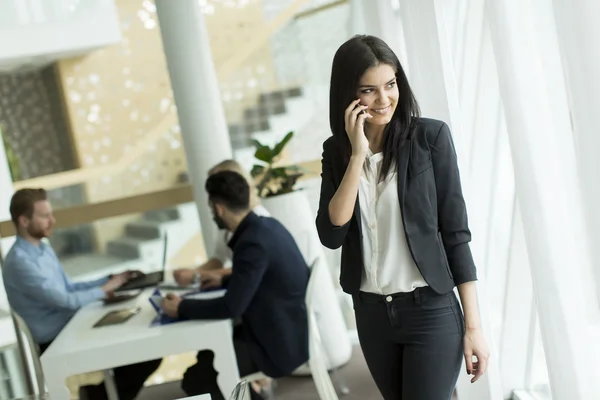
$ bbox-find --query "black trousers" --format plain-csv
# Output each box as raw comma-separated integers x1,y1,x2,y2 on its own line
182,325,263,400
39,342,162,400
354,286,464,400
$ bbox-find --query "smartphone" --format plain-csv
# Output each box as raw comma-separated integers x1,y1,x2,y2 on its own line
354,101,366,116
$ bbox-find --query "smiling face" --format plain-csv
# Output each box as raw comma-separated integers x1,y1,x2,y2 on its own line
356,63,399,127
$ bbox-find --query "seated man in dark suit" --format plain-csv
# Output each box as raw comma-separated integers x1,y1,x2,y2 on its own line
161,170,309,400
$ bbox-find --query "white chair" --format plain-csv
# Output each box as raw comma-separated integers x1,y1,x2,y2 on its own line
11,311,47,397
228,379,251,400
12,312,120,400
241,259,340,400
239,371,274,398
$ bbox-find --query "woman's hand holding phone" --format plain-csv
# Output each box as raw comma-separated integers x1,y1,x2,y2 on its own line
327,99,371,227
345,99,371,157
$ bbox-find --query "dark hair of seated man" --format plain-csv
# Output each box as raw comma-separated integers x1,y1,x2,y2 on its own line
205,170,251,212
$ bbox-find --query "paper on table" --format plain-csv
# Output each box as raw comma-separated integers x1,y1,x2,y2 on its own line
182,289,226,300
148,288,163,314
148,288,179,326
148,288,226,327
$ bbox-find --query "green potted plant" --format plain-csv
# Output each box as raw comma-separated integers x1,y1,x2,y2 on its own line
0,125,21,182
248,129,314,256
250,131,304,198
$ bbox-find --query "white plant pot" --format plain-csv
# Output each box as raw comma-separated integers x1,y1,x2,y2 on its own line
261,190,352,371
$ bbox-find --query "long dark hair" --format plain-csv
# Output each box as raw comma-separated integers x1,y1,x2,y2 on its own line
329,35,420,179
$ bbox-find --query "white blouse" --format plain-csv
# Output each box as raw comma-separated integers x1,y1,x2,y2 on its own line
358,150,428,295
212,204,271,267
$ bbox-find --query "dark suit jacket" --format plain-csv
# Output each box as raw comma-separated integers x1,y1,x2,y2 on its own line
178,212,309,378
316,118,477,295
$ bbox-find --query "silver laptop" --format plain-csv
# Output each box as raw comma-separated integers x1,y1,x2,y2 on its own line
116,234,168,292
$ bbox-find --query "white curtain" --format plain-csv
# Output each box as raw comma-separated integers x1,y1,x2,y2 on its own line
551,0,600,306
485,0,598,396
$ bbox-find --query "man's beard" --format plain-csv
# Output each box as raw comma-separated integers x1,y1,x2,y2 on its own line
211,204,229,230
213,214,228,230
27,226,48,240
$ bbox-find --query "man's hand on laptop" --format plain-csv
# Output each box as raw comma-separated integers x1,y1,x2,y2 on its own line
121,270,145,281
102,274,129,294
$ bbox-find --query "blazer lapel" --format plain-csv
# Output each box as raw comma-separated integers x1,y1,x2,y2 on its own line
353,193,362,233
396,139,411,207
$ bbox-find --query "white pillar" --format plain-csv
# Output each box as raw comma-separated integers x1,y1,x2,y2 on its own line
485,1,598,398
0,133,25,399
551,0,600,306
0,133,13,309
155,0,233,255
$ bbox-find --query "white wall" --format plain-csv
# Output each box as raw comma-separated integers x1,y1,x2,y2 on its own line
0,0,121,73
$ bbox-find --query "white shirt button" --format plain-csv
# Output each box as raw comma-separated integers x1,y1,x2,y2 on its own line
386,296,393,303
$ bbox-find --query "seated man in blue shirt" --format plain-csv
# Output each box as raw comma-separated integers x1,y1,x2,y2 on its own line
2,188,161,400
161,171,310,400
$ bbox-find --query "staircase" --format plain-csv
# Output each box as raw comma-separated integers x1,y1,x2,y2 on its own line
228,87,304,149
61,203,200,282
106,208,182,260
229,84,329,169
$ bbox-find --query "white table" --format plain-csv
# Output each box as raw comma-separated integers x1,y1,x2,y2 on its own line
40,289,240,400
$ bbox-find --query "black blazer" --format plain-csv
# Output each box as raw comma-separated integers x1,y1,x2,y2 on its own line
316,118,477,295
178,212,309,378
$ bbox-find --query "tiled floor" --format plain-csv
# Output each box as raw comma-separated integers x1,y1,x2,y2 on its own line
137,345,381,400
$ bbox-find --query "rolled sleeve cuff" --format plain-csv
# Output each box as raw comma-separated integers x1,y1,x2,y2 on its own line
316,211,351,249
448,243,478,285
91,287,106,300
178,299,195,320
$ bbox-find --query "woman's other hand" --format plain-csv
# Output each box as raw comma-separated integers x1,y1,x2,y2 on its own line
463,327,490,383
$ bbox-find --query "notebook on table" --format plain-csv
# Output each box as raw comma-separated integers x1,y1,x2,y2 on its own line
148,287,227,326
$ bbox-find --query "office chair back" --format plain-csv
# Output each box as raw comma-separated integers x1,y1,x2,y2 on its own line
305,258,339,400
229,379,251,400
11,311,46,396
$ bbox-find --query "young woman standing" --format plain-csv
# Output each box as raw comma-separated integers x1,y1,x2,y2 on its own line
316,35,489,399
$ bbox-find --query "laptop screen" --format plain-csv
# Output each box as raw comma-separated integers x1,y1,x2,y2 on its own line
160,233,168,276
